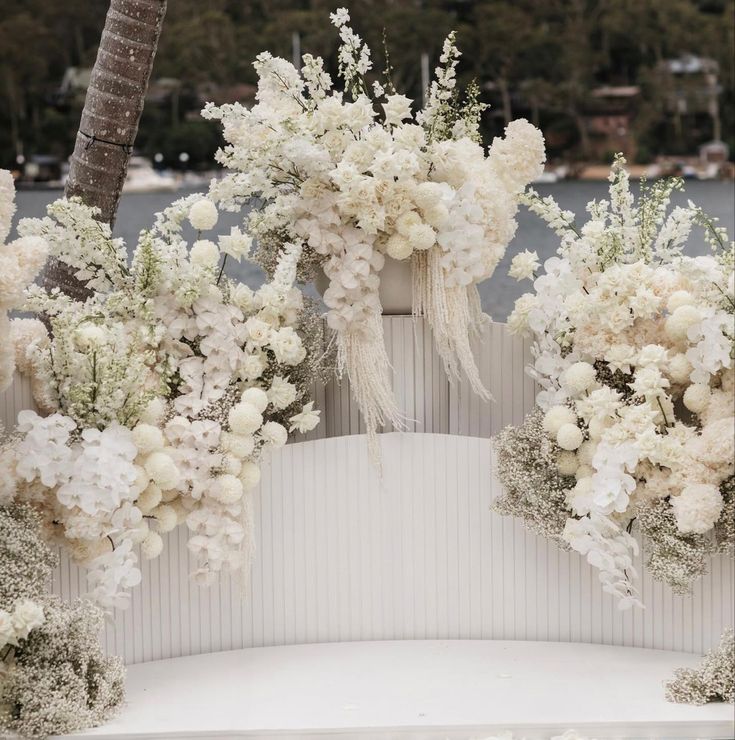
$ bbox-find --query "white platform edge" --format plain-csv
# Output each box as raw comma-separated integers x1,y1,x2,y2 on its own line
69,640,735,739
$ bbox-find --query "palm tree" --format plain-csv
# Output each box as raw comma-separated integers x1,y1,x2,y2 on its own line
44,0,167,300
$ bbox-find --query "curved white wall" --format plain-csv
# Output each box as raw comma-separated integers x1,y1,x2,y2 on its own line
2,319,732,665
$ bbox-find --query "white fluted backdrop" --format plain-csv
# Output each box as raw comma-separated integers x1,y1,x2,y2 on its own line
1,319,732,665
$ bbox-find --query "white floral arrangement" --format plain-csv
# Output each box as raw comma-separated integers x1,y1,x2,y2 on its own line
495,156,734,608
200,8,545,453
2,188,328,609
0,170,48,392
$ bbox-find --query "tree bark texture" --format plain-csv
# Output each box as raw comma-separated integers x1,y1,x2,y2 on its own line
44,0,166,300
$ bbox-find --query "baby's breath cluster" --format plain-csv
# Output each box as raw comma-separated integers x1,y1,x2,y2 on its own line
665,629,734,705
0,503,124,738
499,157,735,609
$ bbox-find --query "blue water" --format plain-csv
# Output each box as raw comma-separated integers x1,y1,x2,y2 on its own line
13,180,734,320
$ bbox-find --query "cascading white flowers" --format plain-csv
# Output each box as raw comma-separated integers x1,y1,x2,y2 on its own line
200,8,545,455
0,170,48,392
3,189,327,609
495,156,734,609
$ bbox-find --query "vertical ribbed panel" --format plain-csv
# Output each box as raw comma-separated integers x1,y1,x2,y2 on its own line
45,434,734,664
1,318,732,666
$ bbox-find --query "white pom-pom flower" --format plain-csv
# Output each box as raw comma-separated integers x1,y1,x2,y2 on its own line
188,198,218,230
240,461,262,490
132,423,165,455
542,405,576,436
228,401,263,435
190,239,220,268
260,421,288,448
241,387,269,413
561,362,596,395
683,383,711,414
144,451,180,491
557,423,584,451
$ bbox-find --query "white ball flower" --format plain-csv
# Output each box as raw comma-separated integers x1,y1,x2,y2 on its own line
667,290,694,312
413,181,444,211
240,460,262,490
664,304,702,342
214,474,244,504
557,450,579,477
132,423,165,455
557,423,584,451
144,451,180,491
190,239,220,268
406,223,436,251
222,431,256,459
561,362,596,395
672,483,723,534
396,211,422,237
141,531,164,560
683,383,711,414
188,198,218,230
587,416,609,440
667,353,692,384
542,405,576,436
136,483,162,514
576,440,596,467
241,387,269,413
385,233,412,260
228,401,263,435
260,421,288,448
151,504,177,533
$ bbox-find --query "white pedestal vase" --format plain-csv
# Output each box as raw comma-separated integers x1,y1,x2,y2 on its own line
315,255,413,316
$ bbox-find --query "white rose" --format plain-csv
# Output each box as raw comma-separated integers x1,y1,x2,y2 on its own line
672,483,723,534
231,284,257,312
11,599,44,641
219,226,253,260
188,198,218,230
240,351,268,380
508,250,540,281
245,317,272,346
270,327,306,365
268,376,297,410
382,94,413,126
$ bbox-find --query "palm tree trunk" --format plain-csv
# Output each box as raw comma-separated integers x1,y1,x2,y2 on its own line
44,0,167,300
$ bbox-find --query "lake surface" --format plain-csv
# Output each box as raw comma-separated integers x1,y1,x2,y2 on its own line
13,180,734,320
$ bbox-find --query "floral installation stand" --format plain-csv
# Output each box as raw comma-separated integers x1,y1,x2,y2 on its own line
494,158,734,626
198,8,546,455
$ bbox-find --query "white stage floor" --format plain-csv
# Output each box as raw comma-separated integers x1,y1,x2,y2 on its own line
71,640,734,739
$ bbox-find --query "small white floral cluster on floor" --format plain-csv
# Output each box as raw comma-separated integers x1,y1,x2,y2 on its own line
0,170,48,392
498,156,734,608
201,7,545,452
479,731,592,740
4,189,324,609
